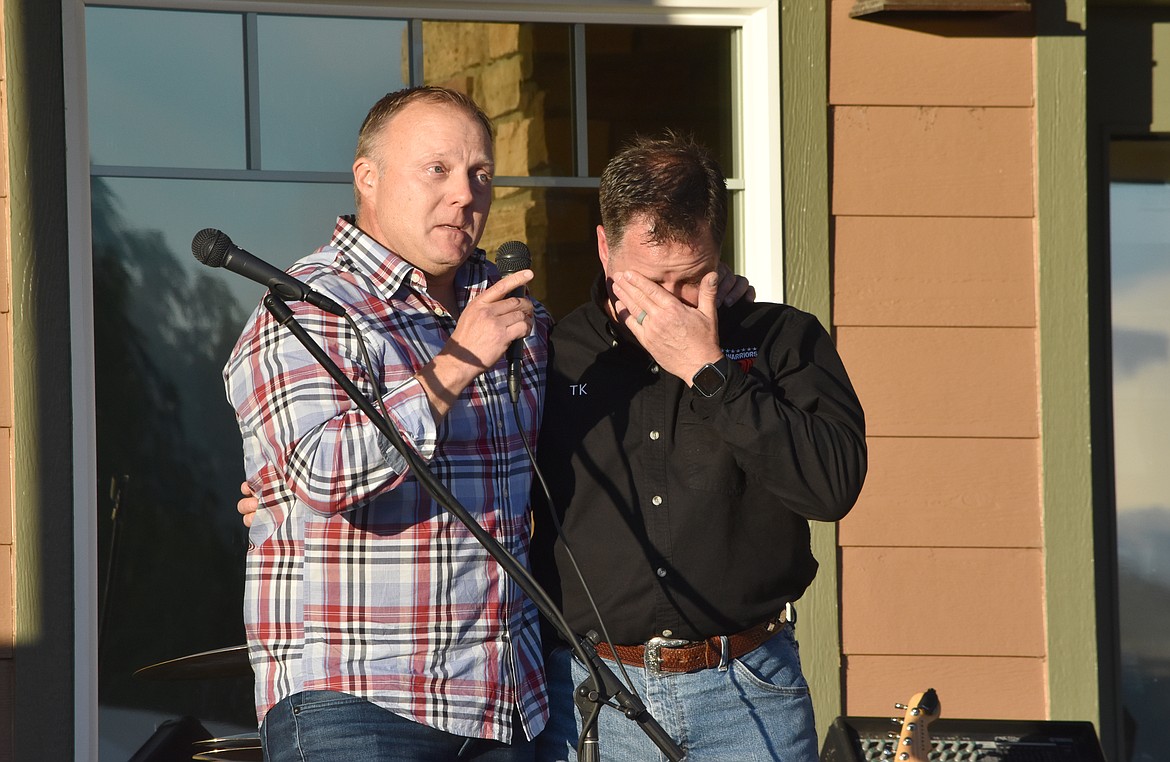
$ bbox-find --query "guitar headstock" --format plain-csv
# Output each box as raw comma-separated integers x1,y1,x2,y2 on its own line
890,688,941,762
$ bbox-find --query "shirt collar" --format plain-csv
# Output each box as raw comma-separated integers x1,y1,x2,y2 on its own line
585,274,652,362
329,215,488,308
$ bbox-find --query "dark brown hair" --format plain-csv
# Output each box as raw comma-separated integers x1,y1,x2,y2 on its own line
598,131,728,248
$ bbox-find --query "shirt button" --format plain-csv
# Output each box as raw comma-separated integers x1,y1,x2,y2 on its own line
650,364,660,374
662,629,673,637
649,430,660,441
651,495,663,506
656,567,667,578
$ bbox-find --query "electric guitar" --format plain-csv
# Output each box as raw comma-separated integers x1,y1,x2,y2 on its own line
890,688,941,762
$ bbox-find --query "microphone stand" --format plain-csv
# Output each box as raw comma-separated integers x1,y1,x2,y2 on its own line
572,630,687,762
262,294,684,762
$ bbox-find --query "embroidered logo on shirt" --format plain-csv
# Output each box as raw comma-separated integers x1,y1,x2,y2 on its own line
725,346,758,373
569,383,589,396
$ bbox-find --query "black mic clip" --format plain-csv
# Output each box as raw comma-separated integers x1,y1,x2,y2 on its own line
572,631,687,762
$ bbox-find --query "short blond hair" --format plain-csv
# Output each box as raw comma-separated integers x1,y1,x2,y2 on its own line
352,86,494,207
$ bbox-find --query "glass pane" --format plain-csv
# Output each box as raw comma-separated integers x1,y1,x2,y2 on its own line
585,25,734,176
257,15,410,172
421,21,576,176
484,185,599,320
1109,141,1170,761
93,177,353,757
86,7,246,169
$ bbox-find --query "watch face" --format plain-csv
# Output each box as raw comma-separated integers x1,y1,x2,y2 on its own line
693,362,726,397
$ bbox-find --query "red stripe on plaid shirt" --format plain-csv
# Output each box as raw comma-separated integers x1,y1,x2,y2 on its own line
227,216,550,742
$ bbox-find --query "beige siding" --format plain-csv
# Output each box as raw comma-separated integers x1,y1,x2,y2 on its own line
842,546,1047,656
844,655,1047,719
840,437,1042,549
838,327,1039,437
835,216,1036,328
830,4,1034,107
829,0,1045,719
832,105,1035,217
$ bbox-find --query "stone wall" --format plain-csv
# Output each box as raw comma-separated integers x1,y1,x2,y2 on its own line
419,21,552,301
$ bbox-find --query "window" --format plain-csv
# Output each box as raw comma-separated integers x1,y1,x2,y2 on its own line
72,1,781,755
1108,138,1170,762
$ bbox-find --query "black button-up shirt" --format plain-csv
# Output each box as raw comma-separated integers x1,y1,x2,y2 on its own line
533,282,867,644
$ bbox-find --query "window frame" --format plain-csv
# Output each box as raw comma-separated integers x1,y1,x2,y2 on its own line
63,0,784,752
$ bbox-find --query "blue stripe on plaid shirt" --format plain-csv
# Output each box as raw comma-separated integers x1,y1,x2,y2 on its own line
224,216,550,743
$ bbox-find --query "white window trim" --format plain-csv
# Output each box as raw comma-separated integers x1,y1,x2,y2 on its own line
62,0,100,756
62,1,782,757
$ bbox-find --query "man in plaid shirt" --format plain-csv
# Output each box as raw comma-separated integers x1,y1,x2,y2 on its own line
224,87,550,761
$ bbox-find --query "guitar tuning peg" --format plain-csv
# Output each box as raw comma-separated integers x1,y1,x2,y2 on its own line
889,717,903,725
887,731,898,739
894,703,908,710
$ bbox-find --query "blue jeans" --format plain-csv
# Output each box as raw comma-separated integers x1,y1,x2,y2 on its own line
261,690,536,761
535,628,817,762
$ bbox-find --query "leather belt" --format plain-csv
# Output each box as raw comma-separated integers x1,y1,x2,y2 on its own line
593,606,793,675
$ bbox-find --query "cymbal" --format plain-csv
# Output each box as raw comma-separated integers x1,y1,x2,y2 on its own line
192,733,261,760
191,748,261,762
193,733,260,749
134,645,251,680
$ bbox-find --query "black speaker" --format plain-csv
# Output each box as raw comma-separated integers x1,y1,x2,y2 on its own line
128,715,212,762
820,716,1106,762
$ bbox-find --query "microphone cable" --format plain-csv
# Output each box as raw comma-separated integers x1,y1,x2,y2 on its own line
344,287,643,753
508,394,643,758
221,229,650,754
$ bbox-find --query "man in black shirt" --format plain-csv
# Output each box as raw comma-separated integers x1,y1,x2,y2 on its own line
533,133,867,761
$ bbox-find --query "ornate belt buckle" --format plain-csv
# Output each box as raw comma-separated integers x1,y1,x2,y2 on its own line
644,636,690,675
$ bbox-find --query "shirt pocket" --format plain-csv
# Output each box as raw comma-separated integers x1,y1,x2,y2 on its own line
674,418,746,495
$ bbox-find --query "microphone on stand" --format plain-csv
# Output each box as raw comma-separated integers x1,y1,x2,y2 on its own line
191,228,346,317
494,241,532,403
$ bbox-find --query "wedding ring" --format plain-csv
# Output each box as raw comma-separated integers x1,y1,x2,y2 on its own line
636,310,648,325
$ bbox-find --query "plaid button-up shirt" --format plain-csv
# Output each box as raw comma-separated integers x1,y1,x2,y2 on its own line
224,216,550,742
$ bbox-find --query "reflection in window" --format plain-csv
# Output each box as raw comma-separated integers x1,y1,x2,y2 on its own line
258,15,409,172
421,21,576,177
93,175,255,740
86,7,246,169
92,176,352,752
585,25,734,176
1109,140,1170,762
424,20,736,319
484,185,600,319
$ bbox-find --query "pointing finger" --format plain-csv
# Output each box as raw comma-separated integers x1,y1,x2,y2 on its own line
483,269,534,301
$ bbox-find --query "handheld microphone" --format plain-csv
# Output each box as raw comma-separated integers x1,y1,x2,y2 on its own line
494,240,532,403
191,228,346,317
